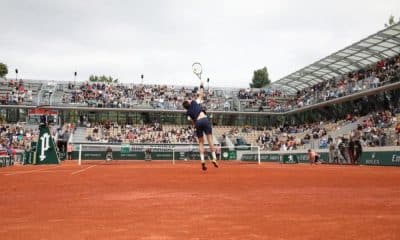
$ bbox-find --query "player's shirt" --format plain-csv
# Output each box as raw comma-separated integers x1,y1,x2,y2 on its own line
186,100,203,122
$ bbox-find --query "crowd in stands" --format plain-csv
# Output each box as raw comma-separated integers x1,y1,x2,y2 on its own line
323,111,399,160
1,55,399,115
237,88,287,112
357,110,394,146
0,79,32,105
218,120,331,151
65,82,165,108
0,123,38,163
254,122,328,151
324,110,396,163
228,109,398,153
289,55,400,111
238,54,400,112
325,111,396,165
63,82,228,111
85,121,197,144
238,88,284,100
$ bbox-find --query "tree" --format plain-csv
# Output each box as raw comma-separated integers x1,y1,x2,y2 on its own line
250,66,270,88
99,75,108,82
89,74,116,83
0,62,8,78
384,15,396,27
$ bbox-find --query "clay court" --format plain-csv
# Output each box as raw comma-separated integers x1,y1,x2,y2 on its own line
0,161,399,240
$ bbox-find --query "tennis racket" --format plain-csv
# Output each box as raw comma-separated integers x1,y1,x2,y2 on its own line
192,62,203,81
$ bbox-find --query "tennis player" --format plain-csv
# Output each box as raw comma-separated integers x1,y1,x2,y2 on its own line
182,82,218,171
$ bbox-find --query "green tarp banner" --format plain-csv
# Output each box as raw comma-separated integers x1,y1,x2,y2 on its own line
0,156,12,167
360,151,400,166
241,150,400,166
281,154,298,164
34,125,60,165
72,151,146,160
241,153,280,162
222,150,237,160
72,150,238,161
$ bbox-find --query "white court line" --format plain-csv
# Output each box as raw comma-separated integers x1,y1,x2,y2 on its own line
71,165,97,175
4,165,61,176
32,170,74,173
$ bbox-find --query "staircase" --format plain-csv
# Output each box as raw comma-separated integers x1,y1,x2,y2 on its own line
329,117,366,139
72,127,88,143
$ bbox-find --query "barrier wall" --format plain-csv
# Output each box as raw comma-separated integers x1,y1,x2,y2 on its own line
241,148,400,166
72,149,238,161
0,155,12,167
71,143,238,161
70,143,400,166
359,151,400,166
0,150,31,167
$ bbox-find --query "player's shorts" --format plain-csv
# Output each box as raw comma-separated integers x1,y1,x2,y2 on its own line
195,117,212,138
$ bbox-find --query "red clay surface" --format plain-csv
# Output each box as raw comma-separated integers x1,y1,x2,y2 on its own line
0,160,399,240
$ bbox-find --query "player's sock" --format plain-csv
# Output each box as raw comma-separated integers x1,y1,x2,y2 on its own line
200,153,205,163
211,152,217,160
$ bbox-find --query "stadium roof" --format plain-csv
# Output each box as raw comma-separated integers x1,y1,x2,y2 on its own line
270,22,400,94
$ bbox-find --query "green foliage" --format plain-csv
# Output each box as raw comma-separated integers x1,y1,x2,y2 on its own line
89,74,117,83
250,66,270,88
0,62,8,78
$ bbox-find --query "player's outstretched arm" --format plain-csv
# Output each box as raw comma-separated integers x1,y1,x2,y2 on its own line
197,81,205,102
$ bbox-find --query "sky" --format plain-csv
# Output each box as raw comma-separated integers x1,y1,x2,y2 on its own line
1,0,399,88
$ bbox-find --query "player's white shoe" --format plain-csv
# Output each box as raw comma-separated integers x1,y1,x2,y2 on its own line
212,160,219,168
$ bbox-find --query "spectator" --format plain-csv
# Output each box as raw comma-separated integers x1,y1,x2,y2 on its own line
396,123,400,145
215,145,221,160
106,146,113,161
328,138,337,164
67,143,73,160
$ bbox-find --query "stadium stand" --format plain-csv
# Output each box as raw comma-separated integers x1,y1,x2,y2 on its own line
0,79,42,106
0,53,399,113
0,122,38,164
0,22,399,164
81,122,197,144
237,53,400,112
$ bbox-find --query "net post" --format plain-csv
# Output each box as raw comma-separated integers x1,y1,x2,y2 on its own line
78,144,82,165
172,147,175,165
257,145,261,165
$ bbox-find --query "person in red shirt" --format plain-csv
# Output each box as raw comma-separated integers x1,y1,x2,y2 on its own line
67,143,73,160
